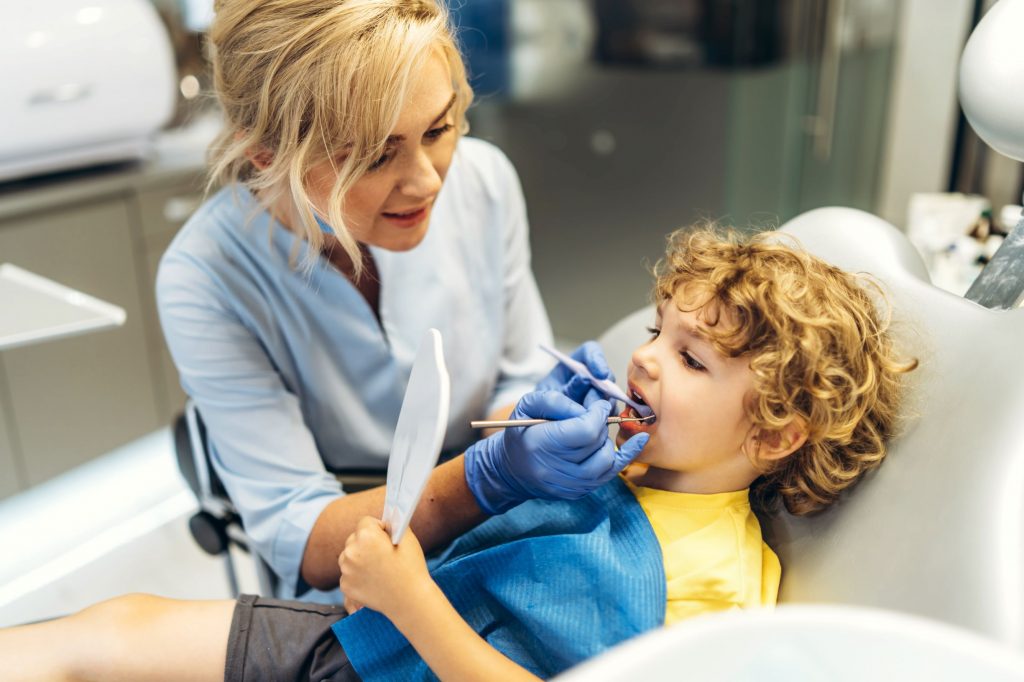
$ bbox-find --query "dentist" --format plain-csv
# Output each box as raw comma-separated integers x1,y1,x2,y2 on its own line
157,0,647,602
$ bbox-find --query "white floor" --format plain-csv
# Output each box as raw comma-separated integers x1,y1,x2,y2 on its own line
0,428,259,627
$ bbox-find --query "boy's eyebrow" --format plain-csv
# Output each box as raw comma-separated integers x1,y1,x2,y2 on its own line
384,93,457,145
670,301,715,348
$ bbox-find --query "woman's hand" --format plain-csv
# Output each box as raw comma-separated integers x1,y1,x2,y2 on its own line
535,341,614,405
464,391,649,515
338,517,434,618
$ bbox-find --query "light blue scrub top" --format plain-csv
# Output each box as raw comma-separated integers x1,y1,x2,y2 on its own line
156,138,554,600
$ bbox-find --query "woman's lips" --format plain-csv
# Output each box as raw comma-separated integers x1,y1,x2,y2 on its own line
381,206,428,228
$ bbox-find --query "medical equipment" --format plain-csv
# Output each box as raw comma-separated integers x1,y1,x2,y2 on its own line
0,0,177,182
958,0,1024,163
540,344,654,418
470,414,655,429
381,329,450,545
957,0,1024,309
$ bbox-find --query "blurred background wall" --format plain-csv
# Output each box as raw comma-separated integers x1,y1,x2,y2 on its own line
448,0,1019,341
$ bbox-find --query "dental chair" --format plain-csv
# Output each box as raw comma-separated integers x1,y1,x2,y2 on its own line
173,402,386,597
579,1,1024,675
597,205,1024,640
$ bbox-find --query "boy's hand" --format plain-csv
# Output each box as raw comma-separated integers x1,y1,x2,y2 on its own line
338,517,433,618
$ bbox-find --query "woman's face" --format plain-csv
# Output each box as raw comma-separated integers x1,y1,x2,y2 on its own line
306,50,458,253
615,292,761,494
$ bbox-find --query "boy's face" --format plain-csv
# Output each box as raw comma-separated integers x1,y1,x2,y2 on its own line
616,290,762,493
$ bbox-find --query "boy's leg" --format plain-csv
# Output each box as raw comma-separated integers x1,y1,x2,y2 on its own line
2,594,234,682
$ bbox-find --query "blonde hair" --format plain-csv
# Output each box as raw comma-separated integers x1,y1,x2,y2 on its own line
207,0,473,278
654,226,917,516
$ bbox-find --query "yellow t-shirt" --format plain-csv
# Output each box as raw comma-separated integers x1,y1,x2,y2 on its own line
624,478,781,625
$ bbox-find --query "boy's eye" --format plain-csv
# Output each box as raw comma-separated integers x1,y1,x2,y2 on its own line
681,351,706,371
645,326,660,339
425,122,453,140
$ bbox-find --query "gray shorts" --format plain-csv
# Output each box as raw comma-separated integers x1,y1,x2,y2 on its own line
224,594,362,681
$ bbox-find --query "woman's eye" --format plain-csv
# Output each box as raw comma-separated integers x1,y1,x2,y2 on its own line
367,150,394,172
681,351,706,371
645,326,660,339
425,122,453,140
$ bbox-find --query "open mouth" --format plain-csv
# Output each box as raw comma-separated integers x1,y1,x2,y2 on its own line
382,206,428,221
622,386,656,425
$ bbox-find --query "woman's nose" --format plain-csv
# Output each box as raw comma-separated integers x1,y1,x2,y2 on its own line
400,148,443,199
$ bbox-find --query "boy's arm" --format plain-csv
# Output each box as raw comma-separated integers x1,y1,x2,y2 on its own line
339,517,541,682
392,580,542,682
305,456,487,590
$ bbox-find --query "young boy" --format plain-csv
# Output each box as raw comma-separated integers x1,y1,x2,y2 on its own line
1,227,914,681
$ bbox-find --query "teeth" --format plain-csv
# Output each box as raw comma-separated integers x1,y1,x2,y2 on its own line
631,390,647,406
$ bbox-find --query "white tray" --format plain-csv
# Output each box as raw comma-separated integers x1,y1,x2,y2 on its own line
0,264,126,351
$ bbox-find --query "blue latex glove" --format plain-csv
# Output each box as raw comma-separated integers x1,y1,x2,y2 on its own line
464,390,650,515
536,341,615,406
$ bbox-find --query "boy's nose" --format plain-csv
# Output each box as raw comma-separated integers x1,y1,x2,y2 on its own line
631,344,659,380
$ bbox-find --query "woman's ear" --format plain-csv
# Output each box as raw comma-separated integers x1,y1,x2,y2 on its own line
747,418,808,465
246,148,274,171
236,132,274,170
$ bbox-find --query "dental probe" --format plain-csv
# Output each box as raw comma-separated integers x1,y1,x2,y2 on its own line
539,344,654,418
471,415,655,430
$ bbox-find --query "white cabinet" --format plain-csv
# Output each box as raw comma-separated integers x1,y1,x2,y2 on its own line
0,162,205,496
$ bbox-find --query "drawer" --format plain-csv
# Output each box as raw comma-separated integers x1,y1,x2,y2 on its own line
135,179,206,244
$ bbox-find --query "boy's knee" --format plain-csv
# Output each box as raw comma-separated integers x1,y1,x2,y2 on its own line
63,594,172,676
78,593,167,629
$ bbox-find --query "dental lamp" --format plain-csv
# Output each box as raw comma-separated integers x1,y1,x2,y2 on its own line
958,0,1024,163
958,0,1024,308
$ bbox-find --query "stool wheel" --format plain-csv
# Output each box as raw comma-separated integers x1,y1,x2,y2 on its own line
189,510,230,555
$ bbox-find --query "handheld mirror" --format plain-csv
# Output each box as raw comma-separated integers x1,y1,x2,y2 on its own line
382,328,450,544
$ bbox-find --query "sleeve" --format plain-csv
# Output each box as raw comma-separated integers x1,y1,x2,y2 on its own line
485,150,556,415
156,252,342,597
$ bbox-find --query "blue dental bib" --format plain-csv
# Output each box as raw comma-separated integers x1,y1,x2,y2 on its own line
333,477,665,680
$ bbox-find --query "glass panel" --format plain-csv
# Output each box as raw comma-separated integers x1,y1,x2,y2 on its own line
456,0,901,342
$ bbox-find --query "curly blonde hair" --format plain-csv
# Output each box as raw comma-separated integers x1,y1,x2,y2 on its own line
207,0,473,278
653,226,917,516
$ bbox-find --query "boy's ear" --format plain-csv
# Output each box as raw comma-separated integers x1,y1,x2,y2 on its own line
747,418,808,465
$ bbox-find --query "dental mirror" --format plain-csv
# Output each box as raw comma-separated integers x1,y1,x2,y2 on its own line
382,328,450,544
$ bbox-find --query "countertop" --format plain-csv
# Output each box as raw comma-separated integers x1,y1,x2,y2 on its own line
0,111,220,222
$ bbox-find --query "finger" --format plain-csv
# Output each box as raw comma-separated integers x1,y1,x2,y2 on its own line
514,390,587,421
574,341,611,380
357,516,381,531
564,375,591,404
581,385,611,409
530,402,611,455
613,432,650,471
544,438,619,480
